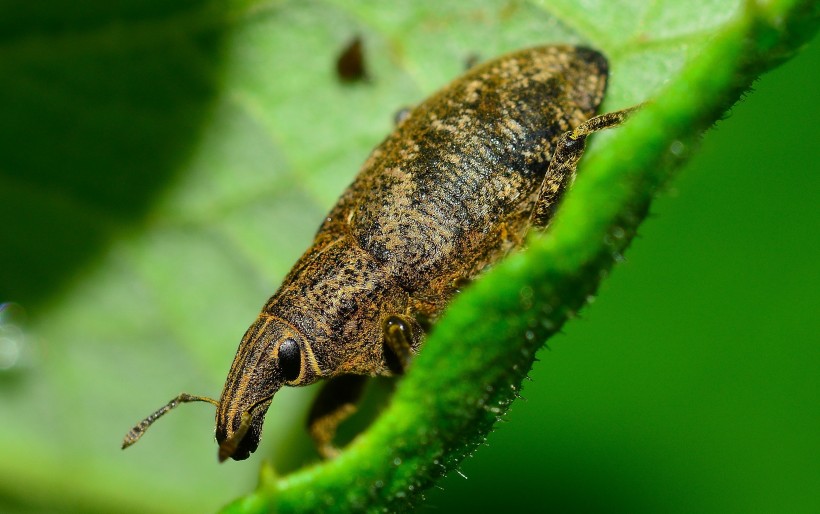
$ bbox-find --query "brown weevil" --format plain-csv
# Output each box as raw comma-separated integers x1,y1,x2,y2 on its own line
122,45,638,462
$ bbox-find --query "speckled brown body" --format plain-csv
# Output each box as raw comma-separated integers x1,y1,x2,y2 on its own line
122,45,634,462
215,45,611,459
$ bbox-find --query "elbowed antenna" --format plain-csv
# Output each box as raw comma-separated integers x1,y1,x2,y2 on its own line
122,393,219,449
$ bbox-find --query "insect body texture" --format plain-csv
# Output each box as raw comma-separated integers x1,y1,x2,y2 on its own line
122,45,637,462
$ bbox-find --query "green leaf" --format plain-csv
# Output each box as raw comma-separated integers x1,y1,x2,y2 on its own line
1,1,817,513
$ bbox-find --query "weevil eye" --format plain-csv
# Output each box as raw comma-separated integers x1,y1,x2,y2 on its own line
278,338,302,382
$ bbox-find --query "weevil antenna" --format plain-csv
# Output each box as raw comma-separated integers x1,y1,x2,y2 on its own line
122,393,219,450
217,394,274,462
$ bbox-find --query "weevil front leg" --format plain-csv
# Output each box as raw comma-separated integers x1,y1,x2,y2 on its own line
307,374,368,459
530,105,641,228
307,315,421,458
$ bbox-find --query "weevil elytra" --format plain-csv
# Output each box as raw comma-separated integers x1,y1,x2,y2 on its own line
123,45,637,462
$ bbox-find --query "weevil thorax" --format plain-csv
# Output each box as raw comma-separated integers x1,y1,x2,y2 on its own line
215,315,318,460
216,238,413,460
264,237,416,375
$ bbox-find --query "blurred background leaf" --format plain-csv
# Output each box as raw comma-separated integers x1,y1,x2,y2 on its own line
0,0,817,513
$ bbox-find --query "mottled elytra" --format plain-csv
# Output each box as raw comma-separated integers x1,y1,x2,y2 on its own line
122,45,638,462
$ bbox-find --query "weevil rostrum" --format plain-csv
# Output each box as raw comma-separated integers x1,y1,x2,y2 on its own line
122,45,637,462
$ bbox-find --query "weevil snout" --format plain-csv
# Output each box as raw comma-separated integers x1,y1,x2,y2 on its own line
215,315,317,461
121,316,315,461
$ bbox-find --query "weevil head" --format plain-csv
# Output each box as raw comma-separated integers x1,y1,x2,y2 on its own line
215,315,318,461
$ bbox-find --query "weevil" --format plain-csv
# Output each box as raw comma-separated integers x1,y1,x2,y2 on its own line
122,45,638,462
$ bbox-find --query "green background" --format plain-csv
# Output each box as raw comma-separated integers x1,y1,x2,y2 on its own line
0,2,817,512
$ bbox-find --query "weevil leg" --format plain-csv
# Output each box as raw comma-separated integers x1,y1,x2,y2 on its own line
382,315,417,374
530,105,641,228
307,374,368,459
464,53,481,70
393,107,412,125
